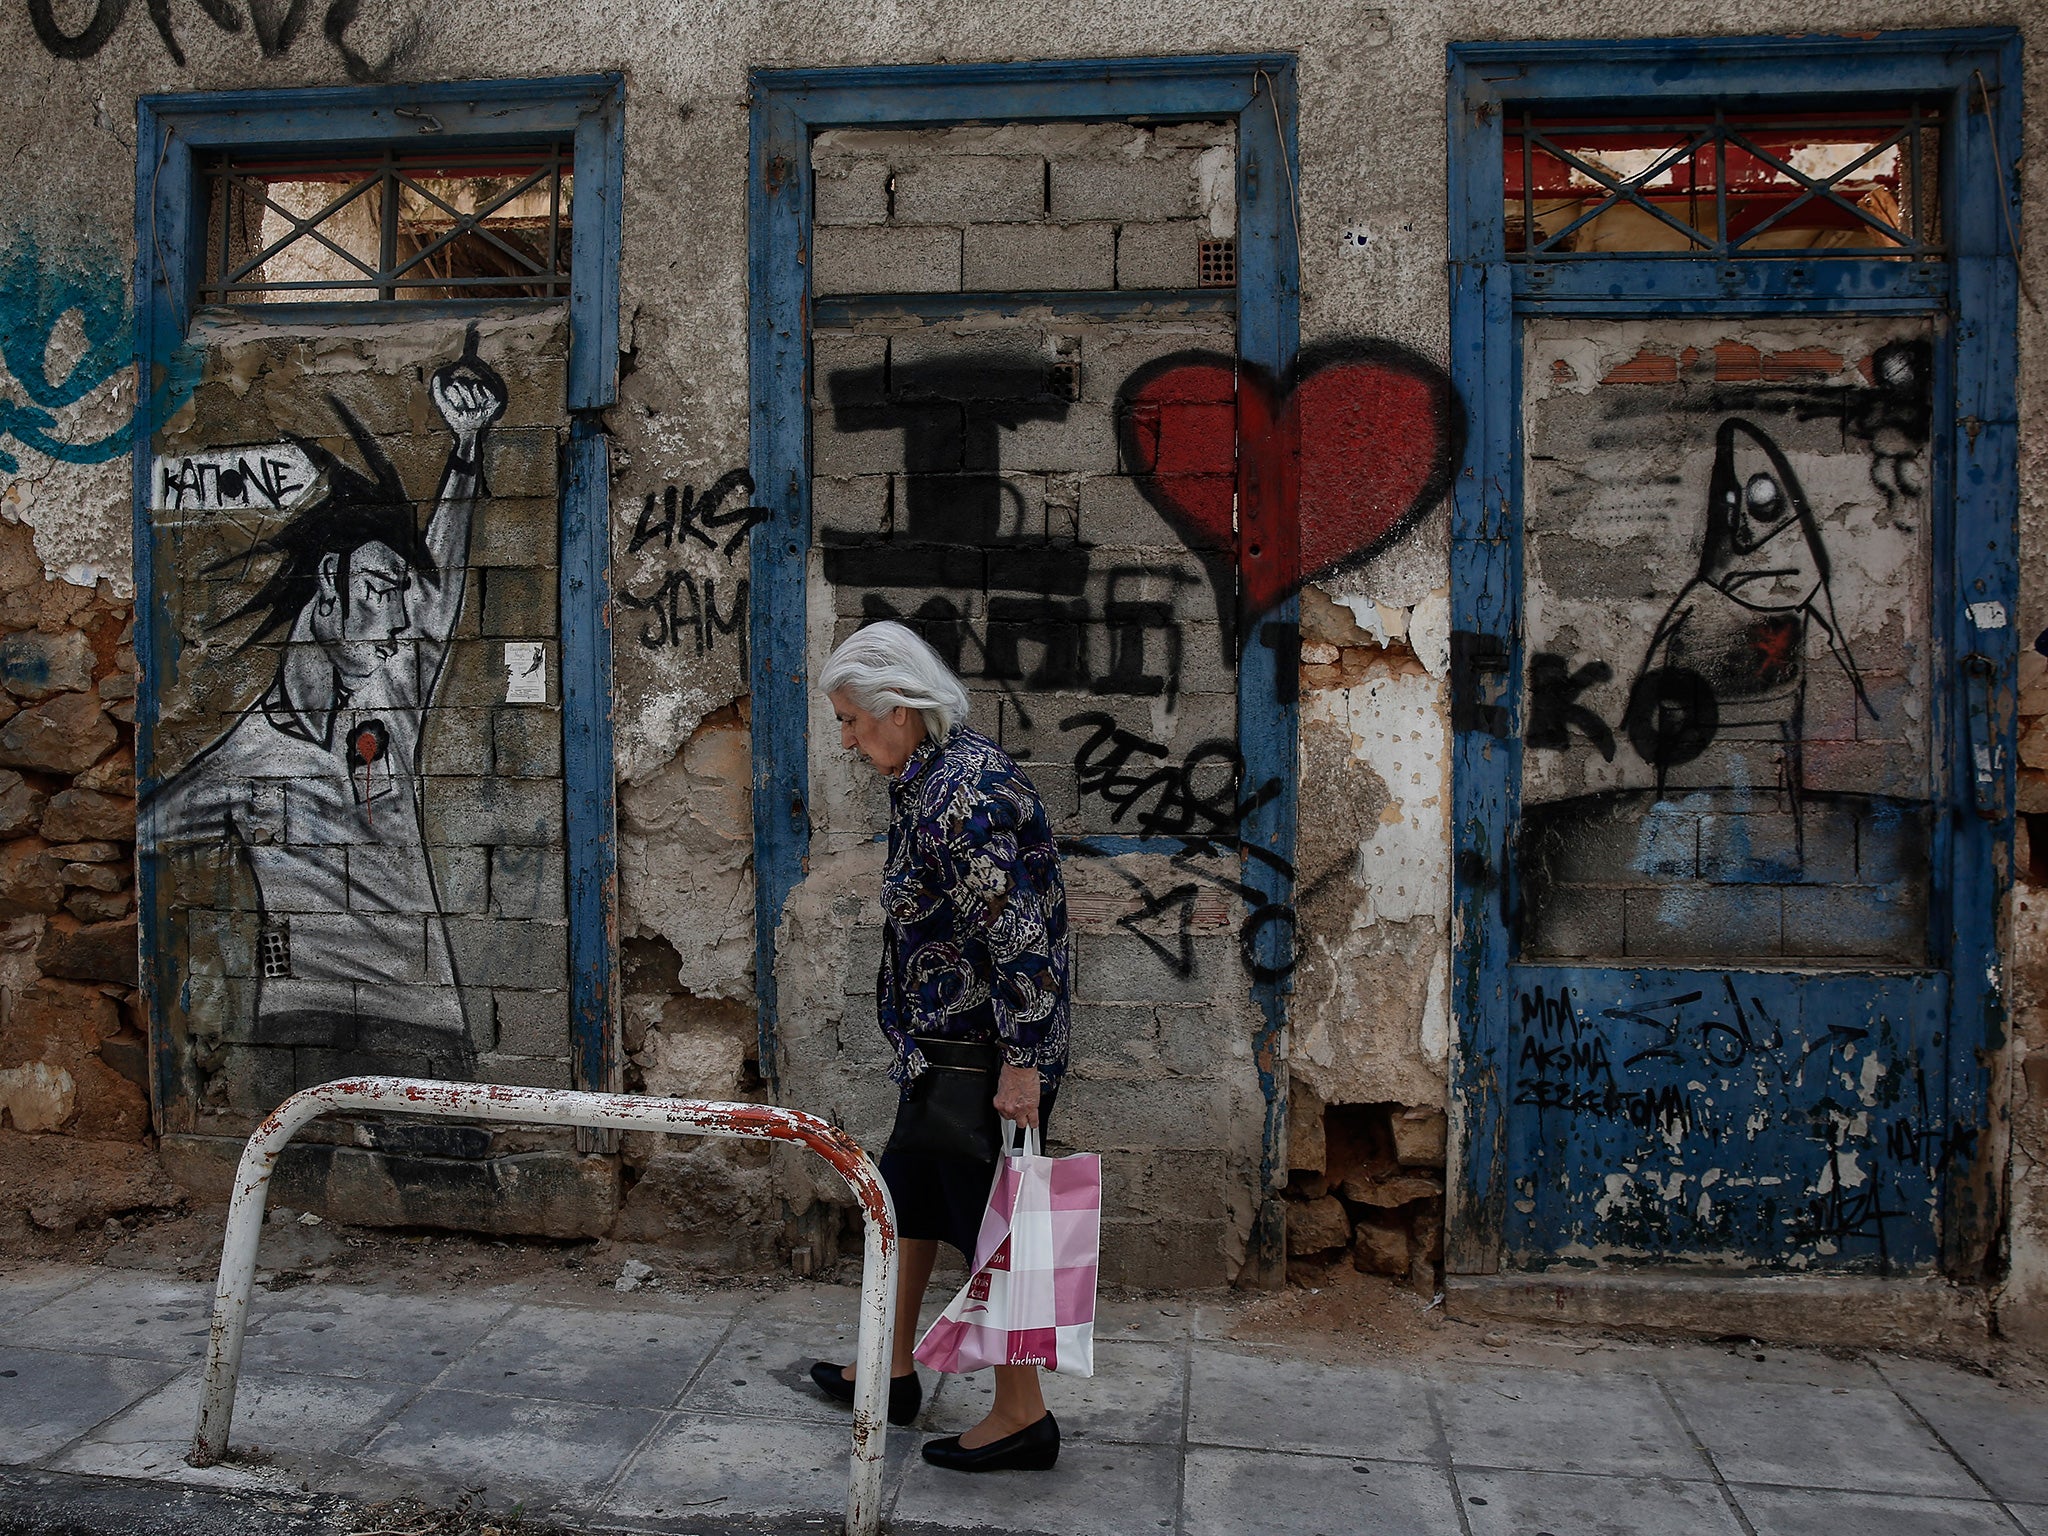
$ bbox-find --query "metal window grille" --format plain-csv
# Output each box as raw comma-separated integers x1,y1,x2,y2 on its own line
200,145,574,303
1197,236,1237,287
1504,105,1942,260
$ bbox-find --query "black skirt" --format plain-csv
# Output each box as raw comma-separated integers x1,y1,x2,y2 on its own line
878,1055,1057,1259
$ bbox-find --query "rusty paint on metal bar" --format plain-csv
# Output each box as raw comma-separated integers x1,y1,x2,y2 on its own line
187,1077,898,1536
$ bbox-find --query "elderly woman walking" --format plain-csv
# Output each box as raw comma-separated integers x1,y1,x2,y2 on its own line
806,620,1072,1473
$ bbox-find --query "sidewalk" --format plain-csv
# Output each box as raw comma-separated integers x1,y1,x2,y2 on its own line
2,1257,2045,1536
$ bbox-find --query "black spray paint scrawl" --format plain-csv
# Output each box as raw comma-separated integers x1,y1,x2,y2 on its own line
1623,417,1878,797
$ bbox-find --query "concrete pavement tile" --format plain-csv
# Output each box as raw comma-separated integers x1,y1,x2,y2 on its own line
1666,1377,1981,1498
1183,1449,1460,1536
743,1283,864,1322
240,1287,514,1383
1732,1486,2023,1535
1642,1344,1888,1389
603,1411,902,1521
926,1341,1183,1444
893,1436,1178,1536
356,1389,660,1513
1874,1357,2048,1504
1459,1468,1747,1536
1188,1346,1439,1462
677,1315,864,1426
1,1274,212,1361
429,1304,730,1409
51,1364,413,1480
1434,1364,1709,1479
0,1345,183,1465
2011,1505,2048,1535
1095,1299,1195,1344
0,1266,92,1330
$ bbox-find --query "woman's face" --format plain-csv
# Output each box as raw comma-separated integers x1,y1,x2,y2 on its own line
829,689,925,779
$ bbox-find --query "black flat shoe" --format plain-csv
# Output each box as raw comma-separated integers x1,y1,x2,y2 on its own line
921,1411,1060,1472
807,1361,923,1426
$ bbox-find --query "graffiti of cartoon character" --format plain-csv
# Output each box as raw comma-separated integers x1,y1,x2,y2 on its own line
1623,417,1877,819
142,328,507,1081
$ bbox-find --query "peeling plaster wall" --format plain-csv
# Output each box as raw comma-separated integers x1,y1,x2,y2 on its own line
0,0,2039,1297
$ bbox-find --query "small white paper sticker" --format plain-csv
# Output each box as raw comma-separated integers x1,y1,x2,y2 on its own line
504,642,547,704
1968,600,2008,630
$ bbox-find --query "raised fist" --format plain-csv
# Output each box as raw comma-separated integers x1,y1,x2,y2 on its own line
431,327,509,440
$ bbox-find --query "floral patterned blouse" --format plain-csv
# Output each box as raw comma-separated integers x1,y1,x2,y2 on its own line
878,726,1073,1087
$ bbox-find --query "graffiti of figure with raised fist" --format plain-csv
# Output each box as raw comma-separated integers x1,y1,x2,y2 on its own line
142,327,508,1083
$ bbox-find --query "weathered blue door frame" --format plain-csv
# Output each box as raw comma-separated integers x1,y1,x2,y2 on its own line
747,58,1301,1249
133,77,626,1124
1445,32,2022,1276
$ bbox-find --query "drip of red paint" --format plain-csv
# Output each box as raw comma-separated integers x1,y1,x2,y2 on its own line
354,727,381,830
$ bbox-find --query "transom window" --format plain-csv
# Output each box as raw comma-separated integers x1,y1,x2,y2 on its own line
1504,105,1942,259
200,145,573,303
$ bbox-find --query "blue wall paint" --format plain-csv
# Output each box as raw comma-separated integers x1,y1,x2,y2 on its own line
1446,30,2021,1276
0,231,133,471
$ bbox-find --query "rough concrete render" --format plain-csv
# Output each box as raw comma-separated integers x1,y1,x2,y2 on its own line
0,1,2041,1346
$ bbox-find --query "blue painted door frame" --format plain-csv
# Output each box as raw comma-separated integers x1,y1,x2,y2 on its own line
747,57,1301,1249
133,76,625,1125
1446,32,2022,1276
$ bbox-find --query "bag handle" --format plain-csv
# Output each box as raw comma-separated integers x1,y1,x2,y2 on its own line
1000,1118,1040,1158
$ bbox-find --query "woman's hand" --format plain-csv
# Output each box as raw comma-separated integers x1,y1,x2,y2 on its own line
993,1063,1041,1128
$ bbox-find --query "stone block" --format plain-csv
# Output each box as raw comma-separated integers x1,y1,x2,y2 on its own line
1624,886,1781,959
813,225,962,296
1051,149,1205,222
483,428,560,499
999,403,1120,474
1523,884,1625,961
255,1140,620,1238
1099,1216,1234,1288
893,154,1045,225
1699,810,1857,885
492,705,563,778
0,693,116,775
469,496,560,569
812,156,891,226
1287,1194,1351,1255
1053,1071,1245,1153
1077,929,1238,1005
1392,1108,1447,1167
1290,1077,1327,1173
480,566,558,638
66,889,133,922
75,748,134,798
1781,885,1925,961
813,475,894,542
489,844,565,919
962,222,1116,291
221,1042,300,1113
1351,1213,1411,1276
0,1129,179,1234
611,1138,783,1265
476,1052,572,1089
0,839,65,917
60,861,124,892
1116,219,1205,289
813,401,960,475
0,630,95,700
420,775,563,846
40,787,133,845
446,915,568,990
0,771,47,838
427,844,490,914
494,988,569,1056
1076,473,1224,551
1337,1170,1443,1208
1096,1146,1231,1223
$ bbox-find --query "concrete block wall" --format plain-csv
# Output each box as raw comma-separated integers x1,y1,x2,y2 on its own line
1514,318,1936,965
142,312,577,1129
811,122,1236,296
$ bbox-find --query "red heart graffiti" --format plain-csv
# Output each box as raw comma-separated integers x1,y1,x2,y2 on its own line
1116,343,1462,620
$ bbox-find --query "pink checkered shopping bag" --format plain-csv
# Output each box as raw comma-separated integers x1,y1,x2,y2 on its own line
914,1125,1099,1377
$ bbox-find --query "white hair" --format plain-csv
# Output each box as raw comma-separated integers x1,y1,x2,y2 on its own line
818,620,971,743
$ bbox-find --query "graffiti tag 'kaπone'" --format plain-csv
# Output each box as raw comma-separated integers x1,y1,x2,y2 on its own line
141,327,507,1076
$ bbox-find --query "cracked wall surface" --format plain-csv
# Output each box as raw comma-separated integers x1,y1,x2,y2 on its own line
0,0,2039,1310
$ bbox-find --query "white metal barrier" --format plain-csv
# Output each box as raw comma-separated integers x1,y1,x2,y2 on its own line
188,1077,900,1536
